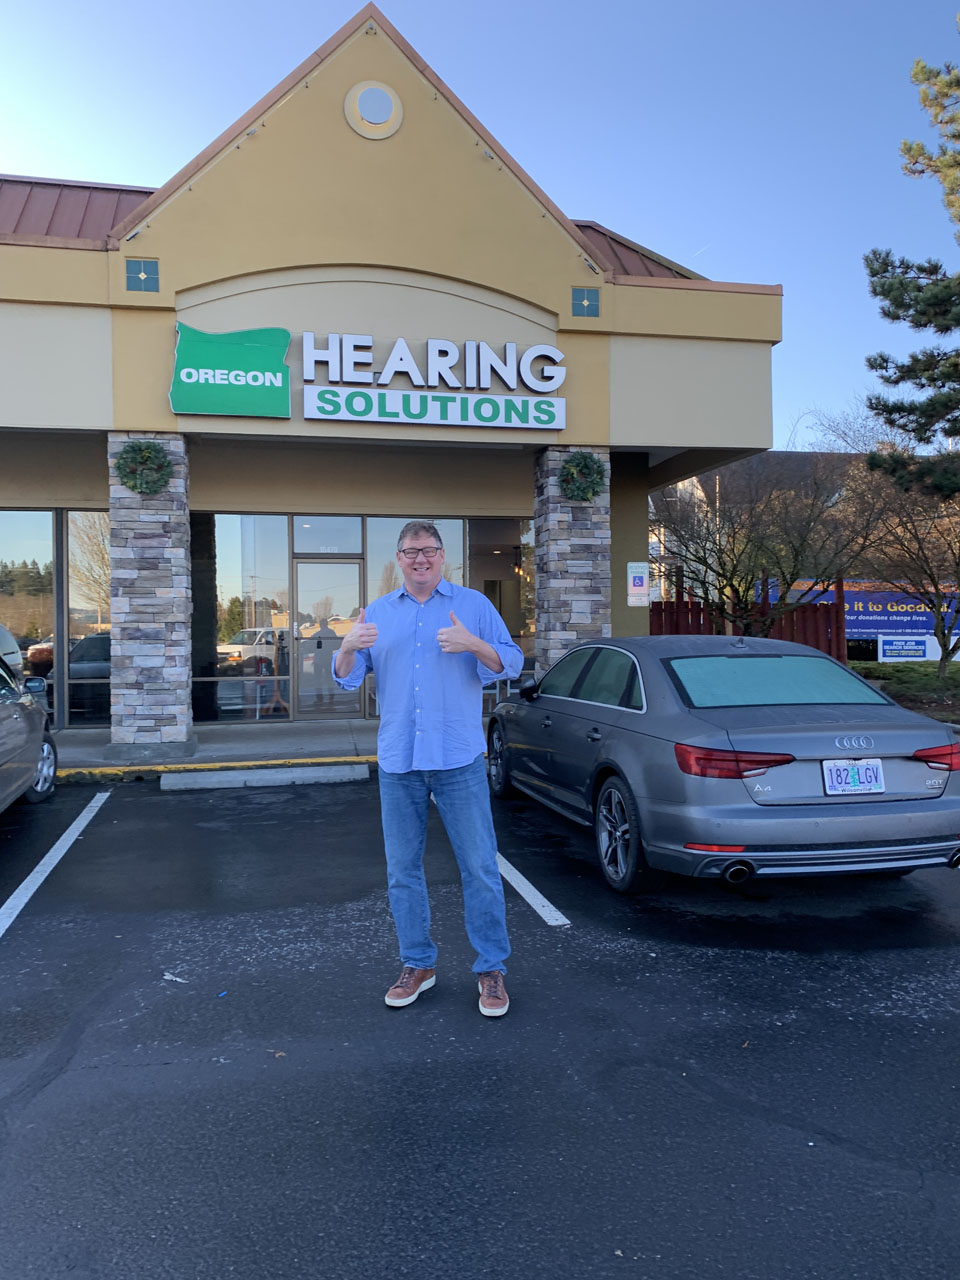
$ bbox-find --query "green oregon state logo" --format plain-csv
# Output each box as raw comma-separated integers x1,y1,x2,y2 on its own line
170,323,291,418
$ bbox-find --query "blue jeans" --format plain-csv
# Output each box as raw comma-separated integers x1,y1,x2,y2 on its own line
378,754,510,974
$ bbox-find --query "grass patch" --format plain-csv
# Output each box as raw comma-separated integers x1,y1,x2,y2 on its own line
850,660,960,721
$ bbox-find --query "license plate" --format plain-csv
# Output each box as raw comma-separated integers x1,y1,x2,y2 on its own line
822,758,885,796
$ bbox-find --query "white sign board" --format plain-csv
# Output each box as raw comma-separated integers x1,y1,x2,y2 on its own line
627,561,650,608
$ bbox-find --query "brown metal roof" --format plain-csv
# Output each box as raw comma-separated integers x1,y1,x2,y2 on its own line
0,176,153,242
573,220,705,281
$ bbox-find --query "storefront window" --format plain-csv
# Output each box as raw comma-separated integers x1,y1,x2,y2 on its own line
365,518,463,602
467,517,535,664
293,516,362,556
191,513,291,722
67,512,111,724
0,511,54,677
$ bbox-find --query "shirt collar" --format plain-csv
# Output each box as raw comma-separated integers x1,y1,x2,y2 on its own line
399,577,454,602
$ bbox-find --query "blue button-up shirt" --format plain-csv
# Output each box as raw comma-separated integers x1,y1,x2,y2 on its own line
332,578,524,773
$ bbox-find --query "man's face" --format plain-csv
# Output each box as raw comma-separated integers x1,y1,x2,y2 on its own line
397,532,445,595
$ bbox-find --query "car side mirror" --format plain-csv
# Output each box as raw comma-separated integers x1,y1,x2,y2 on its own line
24,677,46,695
519,677,539,702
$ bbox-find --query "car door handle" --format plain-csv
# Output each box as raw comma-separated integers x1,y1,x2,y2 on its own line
540,717,552,728
586,729,602,741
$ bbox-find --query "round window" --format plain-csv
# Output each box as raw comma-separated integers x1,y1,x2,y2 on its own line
344,81,403,140
357,86,393,125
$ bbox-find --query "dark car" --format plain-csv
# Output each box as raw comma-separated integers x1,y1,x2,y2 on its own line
487,635,960,892
0,656,56,813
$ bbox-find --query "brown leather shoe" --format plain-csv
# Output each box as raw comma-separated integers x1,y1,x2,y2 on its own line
478,970,509,1017
384,966,436,1007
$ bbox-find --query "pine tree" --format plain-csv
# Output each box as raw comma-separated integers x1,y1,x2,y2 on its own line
865,18,960,496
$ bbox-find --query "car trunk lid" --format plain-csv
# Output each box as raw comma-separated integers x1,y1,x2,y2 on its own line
689,705,958,806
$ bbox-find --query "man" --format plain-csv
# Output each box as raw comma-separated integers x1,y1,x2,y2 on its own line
333,521,524,1017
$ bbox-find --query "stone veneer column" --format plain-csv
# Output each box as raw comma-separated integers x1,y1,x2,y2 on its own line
107,432,196,760
534,446,612,674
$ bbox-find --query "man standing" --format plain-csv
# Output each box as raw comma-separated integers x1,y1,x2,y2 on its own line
333,521,524,1017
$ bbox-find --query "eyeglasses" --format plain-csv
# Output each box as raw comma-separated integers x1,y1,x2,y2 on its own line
398,546,442,561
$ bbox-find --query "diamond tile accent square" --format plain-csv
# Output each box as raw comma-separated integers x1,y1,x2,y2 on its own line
572,287,599,317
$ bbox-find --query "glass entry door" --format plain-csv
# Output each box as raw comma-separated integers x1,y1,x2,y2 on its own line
293,562,363,719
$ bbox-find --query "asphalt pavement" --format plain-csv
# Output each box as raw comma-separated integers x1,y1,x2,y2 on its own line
1,778,959,1279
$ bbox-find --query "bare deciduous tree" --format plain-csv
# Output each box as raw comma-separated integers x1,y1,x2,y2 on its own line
69,512,110,619
651,452,886,635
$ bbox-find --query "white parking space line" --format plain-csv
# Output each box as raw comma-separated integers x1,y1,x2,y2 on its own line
0,791,112,942
497,852,571,927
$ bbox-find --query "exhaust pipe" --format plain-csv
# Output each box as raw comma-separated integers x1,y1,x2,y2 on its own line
950,852,960,869
722,860,755,884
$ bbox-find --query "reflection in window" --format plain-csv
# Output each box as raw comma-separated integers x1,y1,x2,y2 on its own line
293,516,362,556
467,517,535,664
68,511,111,646
0,511,54,677
539,647,596,698
576,649,636,707
65,512,112,724
190,513,290,722
365,518,463,603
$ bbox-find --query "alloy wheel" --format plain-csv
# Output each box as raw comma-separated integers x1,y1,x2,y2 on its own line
597,785,631,882
34,741,56,793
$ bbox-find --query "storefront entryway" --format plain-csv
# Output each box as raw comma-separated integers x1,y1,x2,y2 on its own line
292,561,363,719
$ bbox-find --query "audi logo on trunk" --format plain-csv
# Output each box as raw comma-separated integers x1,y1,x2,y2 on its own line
835,734,874,750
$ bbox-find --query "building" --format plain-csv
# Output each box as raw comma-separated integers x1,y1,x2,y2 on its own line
0,4,781,759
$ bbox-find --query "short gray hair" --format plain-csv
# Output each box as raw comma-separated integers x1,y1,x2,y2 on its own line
397,520,443,550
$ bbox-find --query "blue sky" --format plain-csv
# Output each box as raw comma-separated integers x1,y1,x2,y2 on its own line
3,0,959,448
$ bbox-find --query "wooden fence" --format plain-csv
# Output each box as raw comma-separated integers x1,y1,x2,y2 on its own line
650,590,848,661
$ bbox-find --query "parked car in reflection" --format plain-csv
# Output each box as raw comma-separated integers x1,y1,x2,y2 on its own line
25,634,54,677
487,635,960,892
67,632,111,678
216,628,289,675
0,656,56,813
0,623,23,677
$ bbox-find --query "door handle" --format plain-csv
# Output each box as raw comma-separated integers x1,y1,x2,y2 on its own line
540,717,552,728
586,729,602,742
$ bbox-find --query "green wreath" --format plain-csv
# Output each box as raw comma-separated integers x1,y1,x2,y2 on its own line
115,440,174,495
558,450,606,502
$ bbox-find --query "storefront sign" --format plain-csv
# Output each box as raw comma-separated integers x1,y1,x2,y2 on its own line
301,333,566,429
167,325,566,428
170,324,291,418
627,561,649,607
303,386,562,428
789,580,960,638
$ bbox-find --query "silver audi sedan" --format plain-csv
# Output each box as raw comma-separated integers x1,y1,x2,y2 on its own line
487,635,960,891
0,655,56,815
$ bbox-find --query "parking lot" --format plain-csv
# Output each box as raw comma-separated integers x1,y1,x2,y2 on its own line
1,777,960,1279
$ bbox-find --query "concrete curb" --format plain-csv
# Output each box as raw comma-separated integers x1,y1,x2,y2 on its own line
160,763,370,790
57,755,379,785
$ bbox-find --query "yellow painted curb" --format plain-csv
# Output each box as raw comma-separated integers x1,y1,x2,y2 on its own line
58,755,379,783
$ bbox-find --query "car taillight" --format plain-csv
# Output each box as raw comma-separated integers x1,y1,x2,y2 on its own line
674,743,796,779
912,743,960,771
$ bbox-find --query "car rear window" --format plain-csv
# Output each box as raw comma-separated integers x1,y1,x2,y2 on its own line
664,655,888,708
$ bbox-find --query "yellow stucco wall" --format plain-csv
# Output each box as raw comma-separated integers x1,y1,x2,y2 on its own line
0,430,107,507
0,304,113,430
609,335,772,449
189,438,534,515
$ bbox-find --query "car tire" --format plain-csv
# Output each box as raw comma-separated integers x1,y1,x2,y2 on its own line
23,731,57,804
594,776,655,893
487,721,514,799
